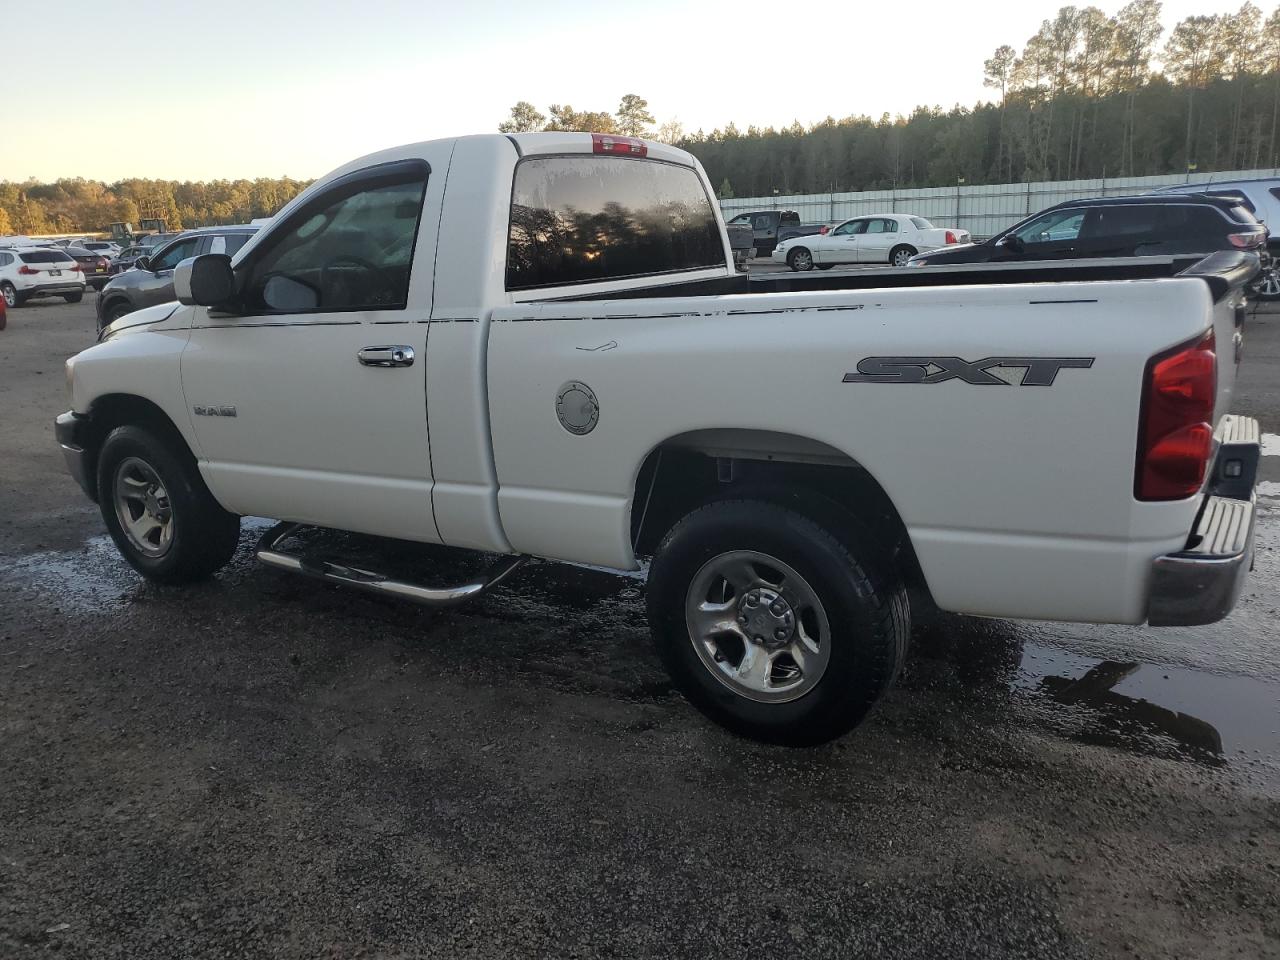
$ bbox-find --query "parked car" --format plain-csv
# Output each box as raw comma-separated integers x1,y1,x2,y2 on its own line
0,248,87,307
1151,179,1280,298
58,132,1260,746
65,246,113,290
908,195,1266,269
96,225,259,330
726,210,828,255
79,240,121,258
774,214,970,270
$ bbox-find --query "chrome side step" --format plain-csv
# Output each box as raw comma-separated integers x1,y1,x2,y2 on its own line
255,522,526,608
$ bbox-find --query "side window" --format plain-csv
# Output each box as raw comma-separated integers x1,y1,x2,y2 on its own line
222,233,251,258
1013,209,1085,244
242,162,429,313
869,218,897,234
752,214,772,230
209,235,227,255
0,253,10,266
1088,205,1161,238
506,156,723,290
729,214,750,224
150,237,201,272
831,221,858,236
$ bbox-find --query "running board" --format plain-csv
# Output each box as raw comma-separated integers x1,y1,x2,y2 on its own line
255,522,526,608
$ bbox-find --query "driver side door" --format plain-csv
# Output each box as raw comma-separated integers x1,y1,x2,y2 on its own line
821,218,868,264
180,152,447,543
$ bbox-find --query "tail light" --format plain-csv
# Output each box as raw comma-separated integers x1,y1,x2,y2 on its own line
69,263,82,272
819,225,829,234
592,133,646,157
17,265,38,275
1136,330,1217,501
945,230,960,244
1227,230,1265,250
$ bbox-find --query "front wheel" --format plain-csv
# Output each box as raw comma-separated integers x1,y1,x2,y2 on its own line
97,424,241,584
647,499,909,745
890,245,918,267
1,282,17,308
786,247,814,272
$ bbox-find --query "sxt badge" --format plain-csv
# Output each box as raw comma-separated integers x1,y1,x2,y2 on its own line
844,356,1094,386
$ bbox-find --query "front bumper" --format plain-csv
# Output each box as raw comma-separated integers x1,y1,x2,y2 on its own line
1147,414,1259,626
54,411,97,502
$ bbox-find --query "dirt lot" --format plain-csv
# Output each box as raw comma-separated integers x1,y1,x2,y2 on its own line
1,295,1279,959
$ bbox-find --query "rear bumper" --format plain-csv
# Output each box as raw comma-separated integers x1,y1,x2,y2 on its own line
20,281,85,297
1147,414,1259,626
55,411,97,502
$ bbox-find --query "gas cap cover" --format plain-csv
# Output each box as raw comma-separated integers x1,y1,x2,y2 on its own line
555,381,600,435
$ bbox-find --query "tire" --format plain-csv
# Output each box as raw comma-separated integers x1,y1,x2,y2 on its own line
786,247,814,272
100,299,132,331
647,499,909,746
890,245,918,267
96,424,240,584
1,282,17,308
1250,263,1280,301
63,292,83,304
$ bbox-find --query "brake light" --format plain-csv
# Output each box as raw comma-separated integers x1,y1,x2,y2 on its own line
592,133,647,157
17,265,37,274
69,263,82,272
1136,330,1217,500
945,230,959,244
819,225,829,234
1227,230,1265,249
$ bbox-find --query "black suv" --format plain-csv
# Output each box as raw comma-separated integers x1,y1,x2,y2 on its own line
910,194,1267,268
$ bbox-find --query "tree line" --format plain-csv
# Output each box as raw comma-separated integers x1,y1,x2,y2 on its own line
498,2,1280,198
0,176,312,238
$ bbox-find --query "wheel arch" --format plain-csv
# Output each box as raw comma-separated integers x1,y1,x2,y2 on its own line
629,428,929,598
81,394,200,499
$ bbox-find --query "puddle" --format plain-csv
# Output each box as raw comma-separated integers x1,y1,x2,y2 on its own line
1012,643,1280,765
2,535,139,612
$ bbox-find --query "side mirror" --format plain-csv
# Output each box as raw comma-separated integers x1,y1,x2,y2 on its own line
998,234,1026,255
134,255,151,272
175,254,236,307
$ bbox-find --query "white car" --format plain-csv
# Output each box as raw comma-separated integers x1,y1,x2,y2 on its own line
0,247,87,307
79,240,122,258
773,214,971,270
57,132,1259,745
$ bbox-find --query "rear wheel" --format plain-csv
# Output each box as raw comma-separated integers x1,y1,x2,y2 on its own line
786,247,814,272
647,499,909,745
890,244,918,267
97,424,240,584
1250,263,1280,301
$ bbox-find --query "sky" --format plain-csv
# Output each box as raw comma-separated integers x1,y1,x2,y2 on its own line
2,0,1256,183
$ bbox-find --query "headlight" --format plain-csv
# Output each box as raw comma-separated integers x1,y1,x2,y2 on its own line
64,357,77,405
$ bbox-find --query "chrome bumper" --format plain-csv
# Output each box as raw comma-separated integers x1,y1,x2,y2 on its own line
54,411,96,502
1147,415,1259,627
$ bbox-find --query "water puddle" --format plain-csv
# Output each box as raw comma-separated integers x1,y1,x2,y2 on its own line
2,535,139,612
1013,643,1280,766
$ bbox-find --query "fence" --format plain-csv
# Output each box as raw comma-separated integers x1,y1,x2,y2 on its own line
718,168,1280,240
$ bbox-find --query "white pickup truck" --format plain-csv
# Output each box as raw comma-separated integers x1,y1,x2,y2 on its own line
56,132,1262,745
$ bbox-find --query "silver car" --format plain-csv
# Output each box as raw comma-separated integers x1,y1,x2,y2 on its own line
96,225,258,331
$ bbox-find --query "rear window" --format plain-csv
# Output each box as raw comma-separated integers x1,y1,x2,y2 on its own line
910,217,933,229
506,156,723,290
1226,203,1258,223
19,250,74,264
780,211,800,223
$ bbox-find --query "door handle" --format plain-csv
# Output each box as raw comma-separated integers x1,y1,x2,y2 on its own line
358,345,415,368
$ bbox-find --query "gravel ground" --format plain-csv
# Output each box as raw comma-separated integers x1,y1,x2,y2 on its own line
1,296,1278,959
